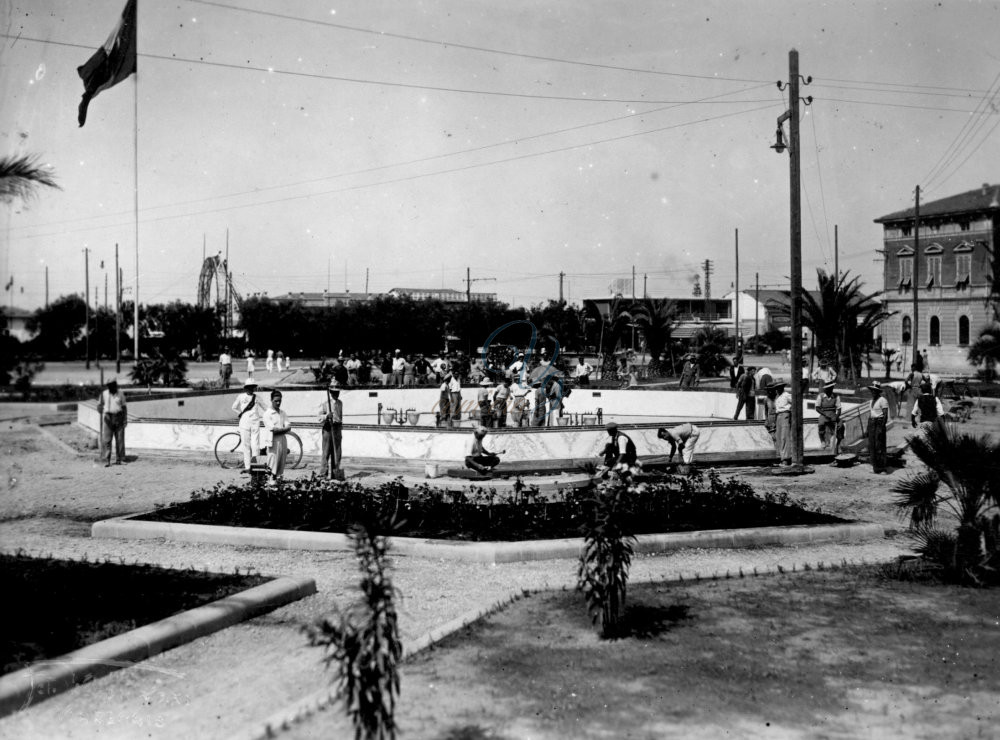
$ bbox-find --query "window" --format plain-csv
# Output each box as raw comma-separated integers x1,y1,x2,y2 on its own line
926,255,941,288
901,316,911,344
956,253,972,288
929,316,940,346
958,315,970,345
898,256,913,288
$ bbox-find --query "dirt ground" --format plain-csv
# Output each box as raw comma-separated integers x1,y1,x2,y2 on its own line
0,403,997,739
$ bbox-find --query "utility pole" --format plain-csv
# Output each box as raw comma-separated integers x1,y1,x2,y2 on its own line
754,272,759,341
467,267,471,303
703,259,713,318
771,48,812,467
45,265,49,308
224,229,230,342
834,224,839,281
734,228,740,354
115,244,121,374
643,274,647,299
558,272,565,303
365,268,369,295
912,185,920,365
84,248,90,369
104,271,108,312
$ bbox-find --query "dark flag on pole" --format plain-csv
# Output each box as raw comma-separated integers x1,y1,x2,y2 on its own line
77,0,137,127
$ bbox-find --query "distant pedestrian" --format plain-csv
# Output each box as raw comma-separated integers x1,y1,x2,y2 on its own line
232,380,265,474
437,374,452,427
575,355,593,386
218,349,233,388
910,382,943,431
920,349,930,371
448,372,463,426
493,377,512,428
275,350,285,372
867,381,890,474
531,379,547,427
477,377,493,427
246,351,256,382
734,367,756,420
391,349,405,387
97,378,127,467
679,354,699,390
763,382,779,443
266,348,275,373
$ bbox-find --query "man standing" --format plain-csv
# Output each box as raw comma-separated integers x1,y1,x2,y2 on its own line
391,349,405,387
318,380,344,478
346,354,361,386
773,380,793,466
437,374,452,427
232,380,265,474
477,377,494,428
507,351,526,382
867,381,890,474
574,355,593,386
658,423,700,465
679,354,699,390
733,366,756,420
910,382,943,431
263,390,292,482
97,378,127,467
218,348,233,388
493,377,512,428
815,380,842,452
448,371,463,426
266,348,275,374
531,378,547,427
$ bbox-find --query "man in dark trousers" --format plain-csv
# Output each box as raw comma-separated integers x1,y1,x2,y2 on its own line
318,379,344,478
97,378,127,466
600,422,637,471
867,381,890,474
733,366,756,419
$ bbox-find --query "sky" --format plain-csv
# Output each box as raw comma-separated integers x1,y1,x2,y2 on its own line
2,0,999,314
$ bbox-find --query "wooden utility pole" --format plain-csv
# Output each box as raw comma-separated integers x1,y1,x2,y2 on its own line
84,248,91,370
754,272,759,341
912,185,921,365
734,228,740,354
834,224,839,280
115,244,121,374
45,265,49,308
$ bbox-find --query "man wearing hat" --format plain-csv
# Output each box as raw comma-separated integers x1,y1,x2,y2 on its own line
507,351,526,381
773,380,793,465
232,379,266,474
763,380,780,443
867,381,890,474
493,377,512,428
436,373,452,427
530,377,547,427
318,380,344,478
448,371,463,426
910,382,944,430
465,426,506,475
679,354,699,390
97,378,127,467
816,381,842,452
601,422,637,470
477,377,494,428
391,349,405,388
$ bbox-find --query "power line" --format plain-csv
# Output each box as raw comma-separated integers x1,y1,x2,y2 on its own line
11,102,782,241
186,0,774,85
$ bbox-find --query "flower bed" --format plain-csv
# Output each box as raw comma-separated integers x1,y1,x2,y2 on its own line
137,472,845,542
2,552,268,675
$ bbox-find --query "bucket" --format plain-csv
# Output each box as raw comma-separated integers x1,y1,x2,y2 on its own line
381,411,397,425
407,411,421,426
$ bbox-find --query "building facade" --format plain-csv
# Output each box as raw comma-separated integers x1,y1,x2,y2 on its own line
874,183,998,373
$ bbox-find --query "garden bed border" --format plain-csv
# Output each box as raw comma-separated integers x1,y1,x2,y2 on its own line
92,514,884,564
0,575,316,718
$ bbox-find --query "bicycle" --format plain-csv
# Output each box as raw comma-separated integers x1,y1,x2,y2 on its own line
214,429,304,469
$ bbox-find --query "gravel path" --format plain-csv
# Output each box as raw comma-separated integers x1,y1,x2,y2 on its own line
0,412,969,739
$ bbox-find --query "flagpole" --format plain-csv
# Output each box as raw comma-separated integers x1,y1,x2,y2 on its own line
132,5,139,365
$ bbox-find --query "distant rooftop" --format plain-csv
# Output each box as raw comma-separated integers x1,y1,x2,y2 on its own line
875,182,1000,224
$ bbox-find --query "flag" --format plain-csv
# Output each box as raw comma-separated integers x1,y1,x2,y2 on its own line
77,0,137,127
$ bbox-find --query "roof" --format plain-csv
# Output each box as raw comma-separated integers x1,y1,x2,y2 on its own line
389,287,463,294
874,183,1000,224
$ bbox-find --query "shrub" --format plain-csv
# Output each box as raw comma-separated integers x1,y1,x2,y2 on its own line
577,469,637,638
307,517,402,740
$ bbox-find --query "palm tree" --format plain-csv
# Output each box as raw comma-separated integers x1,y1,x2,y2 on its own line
626,298,677,376
967,309,1000,381
689,325,732,379
586,296,632,375
774,269,892,381
0,154,59,204
892,420,1000,585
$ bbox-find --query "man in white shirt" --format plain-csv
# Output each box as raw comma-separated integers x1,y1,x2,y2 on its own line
574,355,593,386
507,352,525,381
391,349,405,387
658,423,700,464
867,381,891,474
448,372,463,425
318,380,344,476
232,379,266,474
262,390,292,481
345,354,361,386
97,378,127,467
219,350,233,388
773,380,793,465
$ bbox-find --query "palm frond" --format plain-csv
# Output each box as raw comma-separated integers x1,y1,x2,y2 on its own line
0,154,60,204
891,471,941,527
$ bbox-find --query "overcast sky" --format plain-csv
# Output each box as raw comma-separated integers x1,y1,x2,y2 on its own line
2,0,999,313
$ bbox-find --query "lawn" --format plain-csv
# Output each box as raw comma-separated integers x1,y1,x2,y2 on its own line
1,553,268,675
290,566,1000,740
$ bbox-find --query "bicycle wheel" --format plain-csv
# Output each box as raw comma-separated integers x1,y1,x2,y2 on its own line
285,431,304,469
214,431,244,469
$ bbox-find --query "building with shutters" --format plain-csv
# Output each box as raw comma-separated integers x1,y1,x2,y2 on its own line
874,182,998,373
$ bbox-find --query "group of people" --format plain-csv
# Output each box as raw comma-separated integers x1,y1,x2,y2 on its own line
218,348,289,388
439,371,567,429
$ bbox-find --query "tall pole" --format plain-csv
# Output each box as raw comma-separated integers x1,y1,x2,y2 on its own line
115,244,121,374
912,185,921,363
834,224,839,280
84,248,91,369
558,271,564,303
788,49,805,466
754,272,759,341
44,265,49,308
104,271,108,312
365,267,369,295
466,267,471,303
643,273,647,299
224,229,230,341
734,228,740,354
133,36,140,364
631,265,636,351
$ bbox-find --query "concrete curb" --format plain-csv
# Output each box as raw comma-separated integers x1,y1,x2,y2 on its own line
93,515,884,564
0,575,317,719
235,551,900,740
